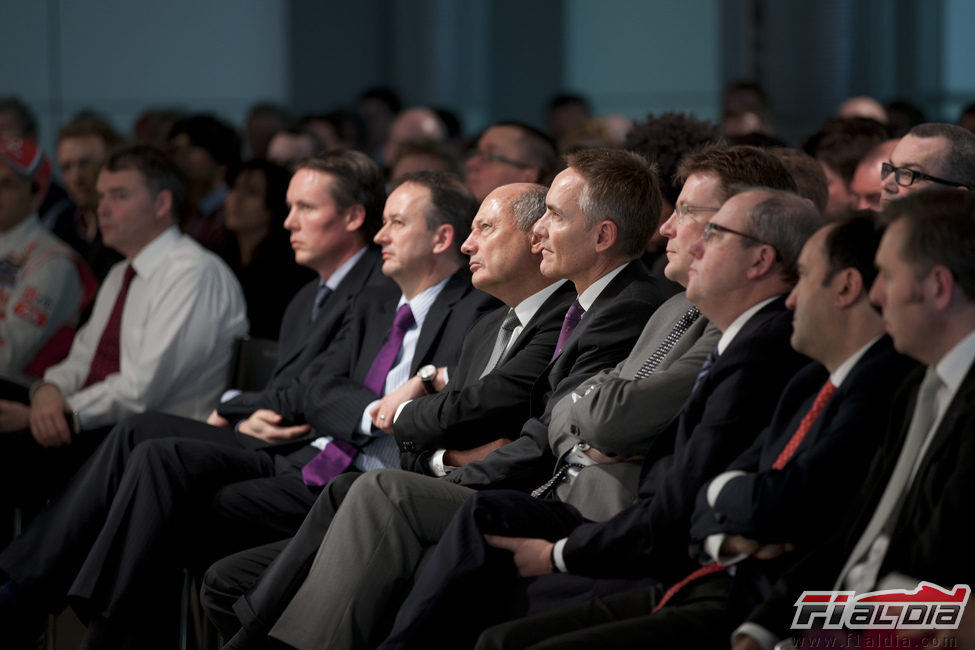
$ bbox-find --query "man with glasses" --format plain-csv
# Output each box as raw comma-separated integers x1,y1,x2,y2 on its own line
374,186,824,650
880,122,975,203
464,122,560,202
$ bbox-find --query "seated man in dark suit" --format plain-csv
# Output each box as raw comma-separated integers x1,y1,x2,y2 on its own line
370,188,823,650
0,170,496,647
249,148,676,650
202,146,798,647
200,181,576,638
732,190,975,650
452,212,916,650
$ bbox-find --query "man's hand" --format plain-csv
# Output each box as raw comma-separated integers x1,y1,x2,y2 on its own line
484,535,554,577
443,437,512,467
0,399,30,433
29,383,73,447
206,409,231,427
238,409,311,443
370,377,428,433
721,534,795,560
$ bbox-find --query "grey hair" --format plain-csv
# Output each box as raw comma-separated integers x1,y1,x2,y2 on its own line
510,184,548,231
744,189,827,285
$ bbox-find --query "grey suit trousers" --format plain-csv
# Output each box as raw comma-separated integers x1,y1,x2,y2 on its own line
268,469,474,650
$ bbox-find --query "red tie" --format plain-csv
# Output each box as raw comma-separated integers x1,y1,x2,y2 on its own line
652,380,838,613
771,380,837,469
82,264,136,388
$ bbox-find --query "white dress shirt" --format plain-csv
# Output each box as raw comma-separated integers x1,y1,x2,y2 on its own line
43,226,248,429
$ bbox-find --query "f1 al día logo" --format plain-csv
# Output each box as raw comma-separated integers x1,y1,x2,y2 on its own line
792,583,970,630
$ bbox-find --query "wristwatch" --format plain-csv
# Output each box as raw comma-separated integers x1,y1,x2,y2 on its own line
417,364,438,394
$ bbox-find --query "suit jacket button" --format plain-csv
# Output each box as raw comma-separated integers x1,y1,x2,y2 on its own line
714,513,725,523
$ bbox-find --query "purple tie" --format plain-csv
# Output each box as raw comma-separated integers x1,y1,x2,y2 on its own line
301,302,415,487
363,303,416,396
552,299,584,360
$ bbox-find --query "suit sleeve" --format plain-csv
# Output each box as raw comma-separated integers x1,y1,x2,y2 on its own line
561,345,805,580
444,298,655,492
556,322,721,459
394,313,561,453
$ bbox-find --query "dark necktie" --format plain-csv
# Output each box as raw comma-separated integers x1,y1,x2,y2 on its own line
552,300,584,360
772,380,837,469
82,264,136,388
302,303,416,487
480,309,521,378
691,346,719,395
362,303,415,396
634,306,701,379
310,284,332,322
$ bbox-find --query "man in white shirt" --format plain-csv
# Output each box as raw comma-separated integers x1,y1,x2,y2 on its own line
0,143,247,508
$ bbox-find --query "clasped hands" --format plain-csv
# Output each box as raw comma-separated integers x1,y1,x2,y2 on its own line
0,383,74,447
369,367,447,433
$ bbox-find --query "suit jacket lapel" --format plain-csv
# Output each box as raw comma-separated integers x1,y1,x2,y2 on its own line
411,272,467,374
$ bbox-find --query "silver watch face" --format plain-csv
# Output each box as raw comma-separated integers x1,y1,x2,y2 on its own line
418,365,436,381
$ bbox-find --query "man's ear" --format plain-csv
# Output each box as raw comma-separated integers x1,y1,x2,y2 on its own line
745,244,777,280
593,219,618,253
928,264,956,311
153,188,174,222
833,267,864,308
431,223,455,255
344,204,366,232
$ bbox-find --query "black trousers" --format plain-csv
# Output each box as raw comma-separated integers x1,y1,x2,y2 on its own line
0,412,322,646
200,471,362,643
378,489,659,650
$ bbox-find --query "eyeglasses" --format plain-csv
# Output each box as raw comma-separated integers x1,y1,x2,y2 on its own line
880,162,968,189
467,149,532,169
673,204,719,223
704,221,782,260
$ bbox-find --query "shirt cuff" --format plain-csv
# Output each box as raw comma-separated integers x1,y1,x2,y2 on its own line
393,399,412,423
706,470,749,506
429,449,450,477
551,538,569,573
732,623,781,650
359,399,380,437
704,533,748,565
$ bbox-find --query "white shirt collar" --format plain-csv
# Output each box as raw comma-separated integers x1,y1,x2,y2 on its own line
323,247,368,291
131,226,182,277
830,336,883,389
934,328,975,395
577,262,629,311
397,276,450,329
512,280,569,328
716,295,780,354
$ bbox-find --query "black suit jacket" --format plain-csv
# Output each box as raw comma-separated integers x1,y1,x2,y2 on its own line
396,282,577,472
219,247,390,413
559,297,810,583
444,259,666,492
747,355,975,640
258,270,500,444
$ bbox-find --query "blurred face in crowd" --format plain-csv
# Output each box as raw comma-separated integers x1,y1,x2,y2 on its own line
465,126,538,202
881,134,954,203
225,169,271,237
58,135,109,211
96,168,171,258
0,160,34,233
